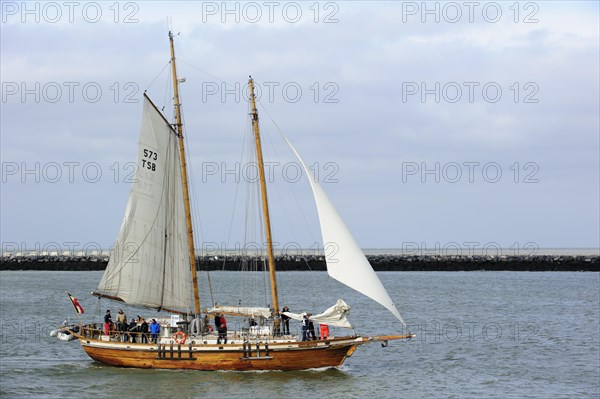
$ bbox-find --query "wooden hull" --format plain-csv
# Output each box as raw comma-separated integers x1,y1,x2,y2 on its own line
79,336,367,371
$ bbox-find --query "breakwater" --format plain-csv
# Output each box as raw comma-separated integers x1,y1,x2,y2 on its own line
1,254,598,271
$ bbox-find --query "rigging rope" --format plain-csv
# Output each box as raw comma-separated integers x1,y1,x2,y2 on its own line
144,61,170,93
260,102,318,240
256,101,319,275
222,102,252,271
179,59,232,88
155,63,317,308
175,79,215,310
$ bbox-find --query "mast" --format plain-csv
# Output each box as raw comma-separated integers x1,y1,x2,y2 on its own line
248,77,280,316
169,31,201,316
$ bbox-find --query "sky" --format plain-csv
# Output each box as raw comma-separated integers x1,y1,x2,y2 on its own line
1,1,599,256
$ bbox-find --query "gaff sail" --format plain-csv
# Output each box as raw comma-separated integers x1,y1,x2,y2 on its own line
94,95,193,314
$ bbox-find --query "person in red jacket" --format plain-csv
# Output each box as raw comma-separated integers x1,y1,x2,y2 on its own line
217,314,227,344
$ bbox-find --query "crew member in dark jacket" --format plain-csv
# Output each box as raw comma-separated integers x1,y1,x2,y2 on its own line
140,318,149,343
307,313,316,340
128,319,138,343
281,306,290,335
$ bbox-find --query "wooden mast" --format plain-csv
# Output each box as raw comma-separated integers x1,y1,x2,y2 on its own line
248,77,280,316
169,31,201,316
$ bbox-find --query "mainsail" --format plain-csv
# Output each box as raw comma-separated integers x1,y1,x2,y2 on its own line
95,95,193,314
281,135,406,326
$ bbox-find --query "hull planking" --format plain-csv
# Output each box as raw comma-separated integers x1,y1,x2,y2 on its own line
79,336,366,371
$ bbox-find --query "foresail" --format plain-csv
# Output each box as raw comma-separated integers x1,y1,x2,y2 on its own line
282,135,406,326
96,95,193,314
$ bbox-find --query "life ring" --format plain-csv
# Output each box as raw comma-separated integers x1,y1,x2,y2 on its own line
173,331,187,344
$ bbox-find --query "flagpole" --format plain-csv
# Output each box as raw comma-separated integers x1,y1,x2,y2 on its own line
65,291,84,325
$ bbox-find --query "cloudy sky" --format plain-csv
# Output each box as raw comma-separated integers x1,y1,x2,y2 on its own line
1,1,598,255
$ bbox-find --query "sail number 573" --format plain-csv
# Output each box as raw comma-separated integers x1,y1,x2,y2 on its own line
142,149,158,172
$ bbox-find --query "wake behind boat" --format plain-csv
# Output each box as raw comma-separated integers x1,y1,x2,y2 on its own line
66,31,414,371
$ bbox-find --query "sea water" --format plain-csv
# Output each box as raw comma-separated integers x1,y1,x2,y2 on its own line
0,271,598,398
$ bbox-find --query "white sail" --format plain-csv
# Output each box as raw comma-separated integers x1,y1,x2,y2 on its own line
282,135,406,326
283,299,353,328
95,95,193,313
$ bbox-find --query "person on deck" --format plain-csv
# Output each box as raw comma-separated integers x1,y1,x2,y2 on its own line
214,314,221,330
116,309,127,341
103,309,112,335
307,313,316,340
140,318,149,343
281,306,290,335
217,314,227,344
301,314,309,341
150,319,160,343
128,319,138,343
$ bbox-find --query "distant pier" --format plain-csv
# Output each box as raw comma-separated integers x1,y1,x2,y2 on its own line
1,254,598,271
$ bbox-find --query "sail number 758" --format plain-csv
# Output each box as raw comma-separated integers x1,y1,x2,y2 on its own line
142,149,158,171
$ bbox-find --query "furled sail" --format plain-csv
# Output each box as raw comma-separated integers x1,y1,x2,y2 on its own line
206,306,273,319
95,95,193,314
282,135,406,326
283,299,353,328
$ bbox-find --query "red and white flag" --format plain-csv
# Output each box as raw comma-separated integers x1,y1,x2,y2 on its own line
67,292,84,314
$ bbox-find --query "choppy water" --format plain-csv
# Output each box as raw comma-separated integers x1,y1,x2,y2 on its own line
0,271,598,398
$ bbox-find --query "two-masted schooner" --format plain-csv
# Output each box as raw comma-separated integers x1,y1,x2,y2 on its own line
69,32,414,371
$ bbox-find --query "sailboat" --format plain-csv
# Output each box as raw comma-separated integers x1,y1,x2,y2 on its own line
71,32,414,371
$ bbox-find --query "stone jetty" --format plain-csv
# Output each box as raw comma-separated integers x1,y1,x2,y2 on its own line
1,254,598,271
